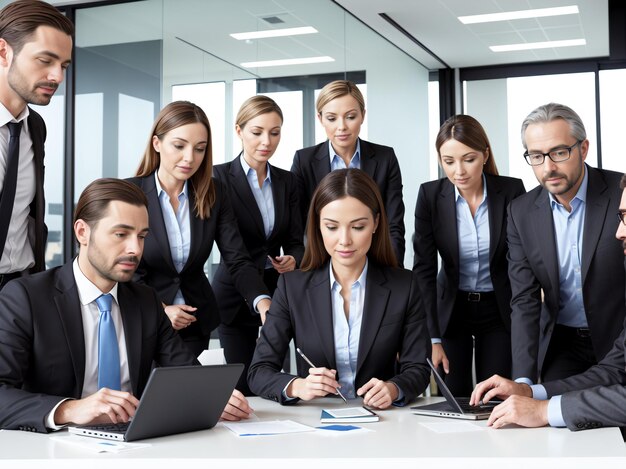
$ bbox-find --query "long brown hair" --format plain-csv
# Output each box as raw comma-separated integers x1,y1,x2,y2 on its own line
436,114,499,176
301,168,397,270
136,101,215,219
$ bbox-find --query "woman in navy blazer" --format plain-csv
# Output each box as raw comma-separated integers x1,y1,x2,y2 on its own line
413,115,525,395
249,169,430,408
291,80,406,264
128,101,270,357
212,96,305,395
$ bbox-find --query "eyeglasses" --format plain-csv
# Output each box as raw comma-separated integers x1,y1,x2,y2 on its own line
618,211,626,226
523,141,582,166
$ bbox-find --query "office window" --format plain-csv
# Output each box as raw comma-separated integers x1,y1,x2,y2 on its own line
599,69,626,173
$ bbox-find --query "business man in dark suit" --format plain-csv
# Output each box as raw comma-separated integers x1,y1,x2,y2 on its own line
470,175,626,432
0,1,74,287
414,172,525,393
292,139,405,263
507,103,626,384
129,174,270,355
213,153,304,394
0,178,251,432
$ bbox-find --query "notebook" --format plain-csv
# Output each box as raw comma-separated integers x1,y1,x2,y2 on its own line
320,406,379,423
68,364,243,441
411,358,499,420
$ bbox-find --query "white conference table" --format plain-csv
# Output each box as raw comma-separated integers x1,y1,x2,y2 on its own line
2,396,626,469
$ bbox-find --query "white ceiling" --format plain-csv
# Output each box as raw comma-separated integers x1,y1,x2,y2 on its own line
51,0,610,73
335,0,609,69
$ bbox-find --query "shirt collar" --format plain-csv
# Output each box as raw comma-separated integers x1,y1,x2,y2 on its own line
454,173,488,203
329,258,368,291
328,139,361,167
0,101,29,127
154,171,188,200
72,257,119,307
549,164,588,209
240,153,271,183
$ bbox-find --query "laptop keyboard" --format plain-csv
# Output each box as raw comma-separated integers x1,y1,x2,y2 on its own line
80,422,130,433
456,397,496,413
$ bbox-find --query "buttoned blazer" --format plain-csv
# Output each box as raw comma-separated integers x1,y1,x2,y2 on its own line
128,174,269,336
507,165,626,381
291,139,406,263
247,261,431,404
412,174,525,339
0,261,197,433
212,156,304,325
543,322,626,431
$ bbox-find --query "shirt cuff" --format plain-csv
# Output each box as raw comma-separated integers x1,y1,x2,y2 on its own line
392,382,405,406
530,384,548,400
431,338,442,344
253,295,272,314
515,377,534,386
547,396,566,427
282,377,298,401
45,398,72,431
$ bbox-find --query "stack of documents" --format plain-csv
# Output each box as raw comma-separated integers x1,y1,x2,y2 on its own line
320,406,379,423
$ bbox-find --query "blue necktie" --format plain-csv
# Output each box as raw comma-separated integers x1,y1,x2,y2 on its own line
96,293,121,390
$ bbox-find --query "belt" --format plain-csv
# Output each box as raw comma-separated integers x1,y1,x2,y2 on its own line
556,324,592,338
458,290,496,302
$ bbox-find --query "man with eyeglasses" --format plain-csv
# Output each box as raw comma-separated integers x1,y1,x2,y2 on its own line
506,103,625,385
469,173,626,432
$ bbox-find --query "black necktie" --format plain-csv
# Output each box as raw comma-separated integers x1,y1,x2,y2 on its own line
0,121,23,262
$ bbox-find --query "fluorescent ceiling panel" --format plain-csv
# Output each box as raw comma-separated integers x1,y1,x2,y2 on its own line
490,38,586,52
230,26,317,40
459,5,579,24
241,56,334,67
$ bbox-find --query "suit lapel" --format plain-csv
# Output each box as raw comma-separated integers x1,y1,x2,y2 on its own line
143,175,176,271
439,181,459,269
269,164,285,238
359,140,378,179
313,143,332,186
486,175,505,264
230,157,266,237
305,267,336,368
184,183,203,272
53,262,87,396
581,166,609,284
356,264,389,375
533,189,559,297
118,284,141,395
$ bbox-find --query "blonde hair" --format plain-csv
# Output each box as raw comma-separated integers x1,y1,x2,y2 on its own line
236,95,283,129
316,80,365,115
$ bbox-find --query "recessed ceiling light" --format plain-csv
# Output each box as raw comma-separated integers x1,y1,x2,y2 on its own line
490,38,586,52
241,56,334,68
231,26,318,41
459,6,579,24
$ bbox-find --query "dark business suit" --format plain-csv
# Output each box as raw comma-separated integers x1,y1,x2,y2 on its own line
128,174,269,355
212,156,304,394
543,320,626,432
248,261,431,404
413,174,525,394
0,109,47,278
291,139,406,263
508,165,626,382
0,261,197,432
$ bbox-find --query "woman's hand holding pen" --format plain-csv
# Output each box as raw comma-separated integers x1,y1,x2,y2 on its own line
286,367,342,401
357,378,398,409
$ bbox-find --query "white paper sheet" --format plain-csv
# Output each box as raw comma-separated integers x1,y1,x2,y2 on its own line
222,419,315,436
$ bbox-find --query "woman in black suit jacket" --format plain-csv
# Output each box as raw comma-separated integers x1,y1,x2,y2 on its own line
212,96,305,395
413,115,525,396
291,80,406,264
129,101,270,357
249,169,430,408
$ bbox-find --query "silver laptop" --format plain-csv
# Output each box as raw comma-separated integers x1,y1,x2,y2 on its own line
68,364,243,441
411,358,499,420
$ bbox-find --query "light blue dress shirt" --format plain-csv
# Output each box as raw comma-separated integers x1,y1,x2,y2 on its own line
550,168,589,328
329,139,361,170
530,384,566,427
329,261,367,398
456,175,493,292
155,172,190,305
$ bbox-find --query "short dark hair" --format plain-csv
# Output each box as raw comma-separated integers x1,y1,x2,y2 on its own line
0,0,74,54
73,178,148,229
621,174,626,190
301,168,397,270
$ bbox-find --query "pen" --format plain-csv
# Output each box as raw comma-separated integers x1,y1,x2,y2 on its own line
296,347,348,403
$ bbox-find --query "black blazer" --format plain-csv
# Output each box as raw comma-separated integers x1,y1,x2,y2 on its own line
507,165,626,381
291,139,406,263
413,174,525,339
212,156,304,325
128,174,269,336
0,262,197,432
248,262,431,405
